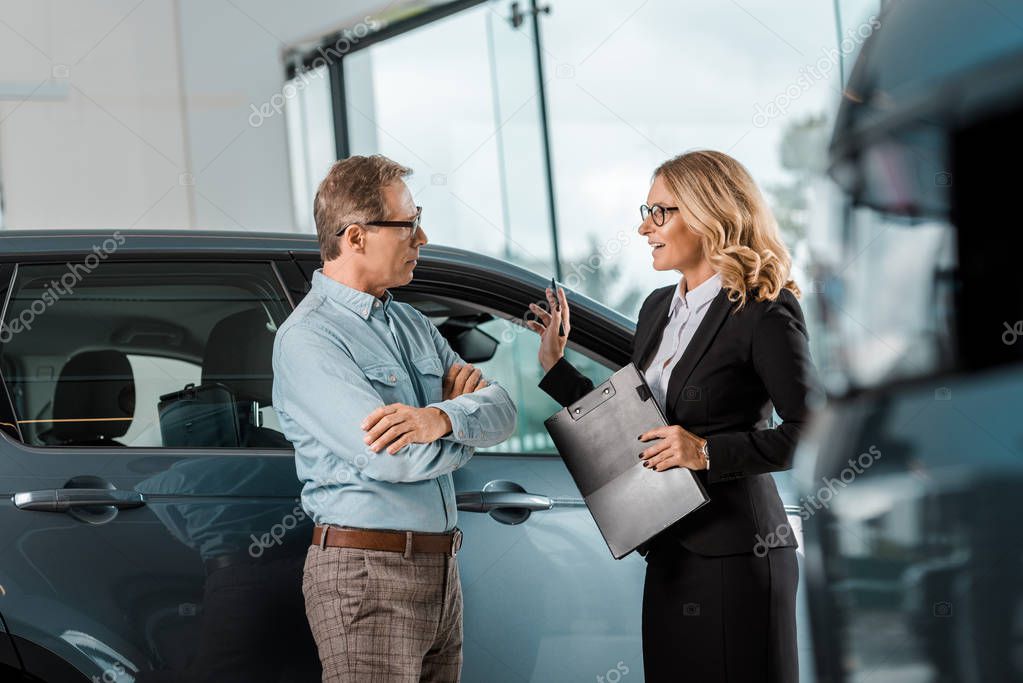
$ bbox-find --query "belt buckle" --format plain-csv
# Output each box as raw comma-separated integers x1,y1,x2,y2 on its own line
450,528,463,558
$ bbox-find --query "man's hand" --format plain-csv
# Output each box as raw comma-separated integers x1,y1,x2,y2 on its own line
361,404,452,455
442,363,488,400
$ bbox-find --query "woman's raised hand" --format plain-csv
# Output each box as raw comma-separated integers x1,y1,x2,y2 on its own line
525,286,571,373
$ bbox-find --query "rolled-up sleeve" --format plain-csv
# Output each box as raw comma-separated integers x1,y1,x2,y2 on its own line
421,315,517,448
274,325,475,483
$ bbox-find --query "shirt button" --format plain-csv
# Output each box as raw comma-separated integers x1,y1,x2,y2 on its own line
362,307,369,315
458,430,465,438
388,374,397,382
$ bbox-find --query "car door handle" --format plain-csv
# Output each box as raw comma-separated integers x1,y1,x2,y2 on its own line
456,490,553,513
12,488,146,512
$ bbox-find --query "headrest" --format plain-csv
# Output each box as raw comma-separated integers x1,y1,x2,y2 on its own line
52,350,135,441
201,308,276,404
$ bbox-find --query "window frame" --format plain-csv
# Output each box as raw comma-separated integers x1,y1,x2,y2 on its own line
0,257,298,453
287,0,489,160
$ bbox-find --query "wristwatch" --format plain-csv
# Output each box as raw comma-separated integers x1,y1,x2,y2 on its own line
699,441,710,470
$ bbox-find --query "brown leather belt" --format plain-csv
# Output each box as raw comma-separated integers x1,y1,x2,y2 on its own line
311,524,463,558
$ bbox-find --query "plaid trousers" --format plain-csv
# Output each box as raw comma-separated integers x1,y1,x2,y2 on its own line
302,542,463,683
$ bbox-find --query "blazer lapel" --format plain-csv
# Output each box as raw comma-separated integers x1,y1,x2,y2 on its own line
633,287,674,371
663,288,733,415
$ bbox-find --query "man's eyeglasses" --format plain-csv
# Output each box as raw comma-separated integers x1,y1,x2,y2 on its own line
639,204,679,227
336,206,423,238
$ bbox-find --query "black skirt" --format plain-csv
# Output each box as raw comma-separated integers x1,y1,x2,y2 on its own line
642,541,799,682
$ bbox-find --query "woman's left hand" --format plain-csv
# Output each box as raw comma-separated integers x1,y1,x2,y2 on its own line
639,425,709,472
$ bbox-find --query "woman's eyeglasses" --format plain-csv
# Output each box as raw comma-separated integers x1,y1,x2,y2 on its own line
336,206,423,238
639,204,679,227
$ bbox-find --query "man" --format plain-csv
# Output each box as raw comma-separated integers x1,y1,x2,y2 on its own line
272,154,517,682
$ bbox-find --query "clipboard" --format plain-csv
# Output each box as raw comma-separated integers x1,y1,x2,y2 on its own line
544,362,709,559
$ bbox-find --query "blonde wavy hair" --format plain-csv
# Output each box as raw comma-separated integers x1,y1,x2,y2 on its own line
655,150,799,309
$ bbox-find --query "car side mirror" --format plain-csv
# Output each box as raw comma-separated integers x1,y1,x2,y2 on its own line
438,317,499,364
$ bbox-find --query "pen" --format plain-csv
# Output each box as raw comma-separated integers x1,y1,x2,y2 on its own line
551,277,565,337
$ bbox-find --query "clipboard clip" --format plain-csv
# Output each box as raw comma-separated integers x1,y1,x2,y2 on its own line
568,379,617,421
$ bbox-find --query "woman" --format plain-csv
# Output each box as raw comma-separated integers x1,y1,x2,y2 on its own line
526,150,819,682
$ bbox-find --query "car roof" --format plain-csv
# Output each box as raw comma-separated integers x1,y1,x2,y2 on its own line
0,228,635,328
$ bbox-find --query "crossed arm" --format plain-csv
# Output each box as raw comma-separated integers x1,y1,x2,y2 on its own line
360,362,495,453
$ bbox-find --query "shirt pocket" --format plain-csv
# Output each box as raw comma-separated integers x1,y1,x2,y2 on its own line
363,363,405,404
411,354,445,405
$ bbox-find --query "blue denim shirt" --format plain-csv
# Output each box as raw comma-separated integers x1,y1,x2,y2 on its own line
272,269,517,532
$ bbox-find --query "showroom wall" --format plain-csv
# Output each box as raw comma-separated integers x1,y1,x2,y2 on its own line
0,0,389,230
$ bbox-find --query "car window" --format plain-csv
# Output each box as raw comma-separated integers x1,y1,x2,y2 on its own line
0,261,292,449
472,316,617,455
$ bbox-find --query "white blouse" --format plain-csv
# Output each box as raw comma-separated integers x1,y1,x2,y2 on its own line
642,272,722,414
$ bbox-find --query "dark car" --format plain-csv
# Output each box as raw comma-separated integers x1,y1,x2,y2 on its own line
0,228,657,682
0,229,811,682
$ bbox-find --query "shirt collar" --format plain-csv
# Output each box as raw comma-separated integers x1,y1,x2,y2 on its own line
669,272,722,318
311,269,393,321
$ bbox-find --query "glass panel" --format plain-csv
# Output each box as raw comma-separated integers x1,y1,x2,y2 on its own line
473,316,614,455
0,262,293,448
835,0,884,85
342,3,556,271
831,210,956,390
541,0,843,323
285,64,337,231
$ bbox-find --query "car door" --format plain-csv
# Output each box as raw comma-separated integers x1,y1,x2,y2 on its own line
0,256,319,682
451,320,647,683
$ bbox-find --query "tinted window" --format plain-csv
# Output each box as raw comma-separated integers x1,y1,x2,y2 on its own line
472,316,616,455
0,262,292,448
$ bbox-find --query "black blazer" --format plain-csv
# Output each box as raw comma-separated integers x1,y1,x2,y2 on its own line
539,284,821,556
